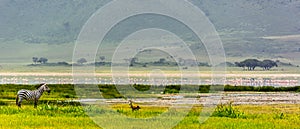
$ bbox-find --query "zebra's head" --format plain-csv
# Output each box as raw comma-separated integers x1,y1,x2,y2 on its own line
39,83,51,94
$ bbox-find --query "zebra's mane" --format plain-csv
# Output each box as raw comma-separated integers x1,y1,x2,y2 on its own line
36,83,46,89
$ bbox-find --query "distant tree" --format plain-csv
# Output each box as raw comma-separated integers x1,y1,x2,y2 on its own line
158,58,166,64
143,63,147,67
77,58,87,64
99,56,105,62
259,60,277,70
198,62,210,67
57,61,69,66
37,57,48,64
129,57,138,66
32,57,38,64
63,22,70,31
238,59,261,70
178,58,184,66
235,62,246,70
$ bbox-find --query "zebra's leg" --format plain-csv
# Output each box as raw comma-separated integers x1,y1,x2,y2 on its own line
34,99,38,108
16,95,19,106
17,97,23,108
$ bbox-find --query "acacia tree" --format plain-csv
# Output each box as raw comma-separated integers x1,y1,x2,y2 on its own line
129,57,138,66
236,59,260,70
236,59,277,70
159,58,166,64
77,58,87,65
37,57,48,64
32,57,38,64
99,56,105,62
235,62,246,70
259,60,277,70
241,59,260,70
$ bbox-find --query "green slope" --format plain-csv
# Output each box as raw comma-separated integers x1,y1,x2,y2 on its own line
0,0,300,64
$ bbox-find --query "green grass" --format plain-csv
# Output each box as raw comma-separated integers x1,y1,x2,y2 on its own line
0,103,299,129
0,105,98,129
1,84,300,128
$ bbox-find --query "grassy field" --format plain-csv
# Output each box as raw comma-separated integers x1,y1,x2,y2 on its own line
0,84,299,128
0,103,299,128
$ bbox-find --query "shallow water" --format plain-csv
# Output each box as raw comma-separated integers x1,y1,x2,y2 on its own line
1,75,299,87
74,92,300,106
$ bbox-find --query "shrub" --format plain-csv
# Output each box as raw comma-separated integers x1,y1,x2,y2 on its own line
133,84,150,91
274,112,285,119
212,101,245,118
199,85,210,93
60,93,75,98
0,101,7,106
257,86,274,91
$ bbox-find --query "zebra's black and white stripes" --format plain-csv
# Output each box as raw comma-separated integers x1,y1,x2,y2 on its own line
16,83,51,108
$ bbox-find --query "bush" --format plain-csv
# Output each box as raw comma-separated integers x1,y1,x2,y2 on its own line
212,101,245,118
57,62,70,66
165,85,180,93
224,85,300,92
257,86,274,91
0,101,7,106
199,85,210,93
274,112,285,119
133,84,150,91
98,85,123,99
60,93,75,98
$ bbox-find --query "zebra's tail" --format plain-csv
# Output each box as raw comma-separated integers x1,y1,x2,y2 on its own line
16,95,19,105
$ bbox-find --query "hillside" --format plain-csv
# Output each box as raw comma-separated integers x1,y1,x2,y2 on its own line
0,0,300,64
0,0,110,43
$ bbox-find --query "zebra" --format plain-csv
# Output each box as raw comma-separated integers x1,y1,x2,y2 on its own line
16,83,51,108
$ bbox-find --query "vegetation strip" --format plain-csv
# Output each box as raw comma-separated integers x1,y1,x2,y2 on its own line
0,84,299,128
0,103,299,129
1,84,299,100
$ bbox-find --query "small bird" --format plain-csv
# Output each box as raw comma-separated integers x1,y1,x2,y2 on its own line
129,100,140,111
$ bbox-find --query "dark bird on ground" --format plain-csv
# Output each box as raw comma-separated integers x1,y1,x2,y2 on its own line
129,100,140,111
